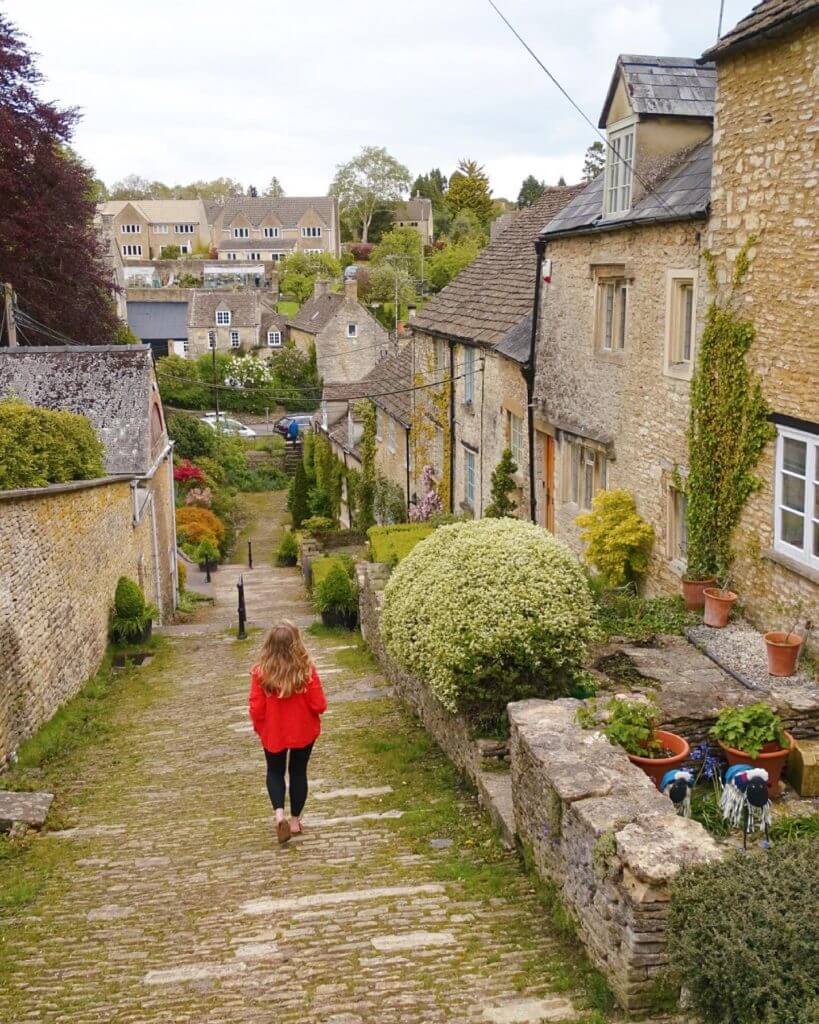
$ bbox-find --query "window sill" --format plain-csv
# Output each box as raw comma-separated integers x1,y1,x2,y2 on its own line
763,547,819,585
663,363,693,383
595,348,626,365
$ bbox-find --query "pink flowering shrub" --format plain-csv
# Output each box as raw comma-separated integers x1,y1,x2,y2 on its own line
185,486,213,508
409,465,443,522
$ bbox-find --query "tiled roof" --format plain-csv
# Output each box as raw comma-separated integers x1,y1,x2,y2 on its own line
395,197,433,221
217,237,297,251
599,56,716,126
495,313,532,367
412,186,584,346
211,197,336,228
188,290,258,328
99,199,207,224
326,411,358,459
288,292,345,334
324,345,413,426
126,301,188,341
702,0,819,59
541,139,712,238
260,310,287,336
0,346,158,475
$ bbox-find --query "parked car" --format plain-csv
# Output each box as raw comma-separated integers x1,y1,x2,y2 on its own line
273,414,314,439
201,414,256,438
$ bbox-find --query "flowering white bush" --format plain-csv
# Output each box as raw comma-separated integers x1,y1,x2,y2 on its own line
223,353,274,388
380,517,597,727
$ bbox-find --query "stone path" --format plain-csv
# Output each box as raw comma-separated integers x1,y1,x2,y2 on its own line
0,493,599,1024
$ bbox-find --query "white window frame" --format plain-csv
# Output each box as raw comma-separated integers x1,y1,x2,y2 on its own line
301,226,322,237
226,252,238,261
267,330,282,348
247,252,262,261
463,346,475,404
664,270,697,379
305,248,323,254
263,226,280,238
207,330,216,350
667,483,688,566
120,223,141,234
595,277,628,353
121,243,143,256
507,411,524,468
230,330,240,349
604,119,635,217
182,338,190,354
773,424,819,572
347,323,358,339
564,439,606,510
233,226,249,238
464,447,476,509
175,223,195,235
216,310,231,326
178,243,191,255
152,223,168,234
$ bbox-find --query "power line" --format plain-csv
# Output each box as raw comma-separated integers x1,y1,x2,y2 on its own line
485,0,681,223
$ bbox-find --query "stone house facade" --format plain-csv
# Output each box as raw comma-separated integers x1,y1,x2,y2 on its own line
187,290,284,358
208,196,341,261
98,199,211,261
289,279,388,385
393,195,434,245
533,55,715,593
699,0,819,629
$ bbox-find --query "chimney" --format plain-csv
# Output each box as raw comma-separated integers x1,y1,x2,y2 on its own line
344,277,358,302
313,278,329,300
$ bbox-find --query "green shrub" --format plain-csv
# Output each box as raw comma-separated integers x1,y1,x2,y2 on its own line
374,476,408,524
310,554,353,589
669,838,819,1024
380,518,597,729
595,591,697,642
602,697,663,757
288,461,309,529
368,523,434,563
313,563,359,618
177,560,187,592
195,537,220,566
167,413,216,461
575,489,654,587
484,448,518,518
710,702,787,758
0,399,105,490
301,515,335,534
275,531,298,567
110,576,156,643
155,358,209,409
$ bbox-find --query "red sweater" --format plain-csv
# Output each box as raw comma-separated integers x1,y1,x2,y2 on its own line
248,666,327,753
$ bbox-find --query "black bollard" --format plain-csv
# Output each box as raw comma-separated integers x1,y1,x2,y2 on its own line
237,575,247,640
205,560,212,584
247,540,253,569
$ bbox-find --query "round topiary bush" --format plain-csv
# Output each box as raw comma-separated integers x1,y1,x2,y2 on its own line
114,576,145,618
380,518,597,728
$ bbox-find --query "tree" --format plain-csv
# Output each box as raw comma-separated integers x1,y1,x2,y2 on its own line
289,461,310,529
366,264,416,312
0,15,120,345
109,173,154,199
412,168,447,201
279,251,341,306
371,226,422,279
329,146,411,243
517,175,545,208
583,141,605,182
247,184,258,197
485,449,519,518
557,175,567,187
446,158,494,226
448,209,485,245
263,176,284,198
427,239,481,291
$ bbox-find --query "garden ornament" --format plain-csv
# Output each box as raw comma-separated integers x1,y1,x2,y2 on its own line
720,764,771,848
660,768,694,817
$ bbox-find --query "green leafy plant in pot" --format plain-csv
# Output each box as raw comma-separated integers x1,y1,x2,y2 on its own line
313,563,359,630
603,696,689,788
196,537,220,572
710,703,793,791
110,576,157,644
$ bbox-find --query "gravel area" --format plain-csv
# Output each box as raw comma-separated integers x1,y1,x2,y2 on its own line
688,620,816,691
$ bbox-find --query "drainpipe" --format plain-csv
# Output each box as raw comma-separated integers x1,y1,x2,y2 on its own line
404,425,411,517
167,446,179,610
526,238,547,523
448,338,456,513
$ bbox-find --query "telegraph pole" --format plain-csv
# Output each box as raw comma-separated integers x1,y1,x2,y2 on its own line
3,283,18,347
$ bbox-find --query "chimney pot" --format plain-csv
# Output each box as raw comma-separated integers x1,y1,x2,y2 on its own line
313,278,329,299
344,277,358,301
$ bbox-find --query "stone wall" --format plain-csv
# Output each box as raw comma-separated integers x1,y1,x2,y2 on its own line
509,699,725,1012
0,477,169,765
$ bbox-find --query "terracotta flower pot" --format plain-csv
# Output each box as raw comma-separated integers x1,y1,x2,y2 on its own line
764,631,803,677
717,732,794,792
682,577,716,611
703,588,738,628
627,730,690,789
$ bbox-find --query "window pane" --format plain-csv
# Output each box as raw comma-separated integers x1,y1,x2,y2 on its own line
617,285,627,349
583,459,594,510
604,285,614,348
570,445,579,504
783,437,806,475
782,473,806,512
814,520,819,557
682,284,694,361
781,509,805,548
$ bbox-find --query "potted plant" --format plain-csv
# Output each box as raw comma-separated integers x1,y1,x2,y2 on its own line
275,530,298,567
196,537,220,573
603,697,690,788
763,607,804,676
110,576,157,645
681,565,716,611
702,574,738,629
710,703,793,790
313,563,359,630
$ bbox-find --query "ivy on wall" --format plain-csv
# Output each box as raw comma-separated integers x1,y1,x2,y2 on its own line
408,347,451,512
355,399,377,530
685,239,774,579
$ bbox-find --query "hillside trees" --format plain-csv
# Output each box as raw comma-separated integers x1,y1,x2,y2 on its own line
330,146,411,242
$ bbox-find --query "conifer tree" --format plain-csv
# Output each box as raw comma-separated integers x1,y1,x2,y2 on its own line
484,449,518,518
289,461,310,529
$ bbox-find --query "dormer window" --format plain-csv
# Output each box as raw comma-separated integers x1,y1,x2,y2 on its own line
604,126,634,217
301,226,322,238
233,227,249,238
263,226,279,238
216,309,231,326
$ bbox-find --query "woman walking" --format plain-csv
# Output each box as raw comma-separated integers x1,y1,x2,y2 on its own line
249,621,327,844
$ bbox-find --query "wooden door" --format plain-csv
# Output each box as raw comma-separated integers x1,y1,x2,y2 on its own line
541,434,555,532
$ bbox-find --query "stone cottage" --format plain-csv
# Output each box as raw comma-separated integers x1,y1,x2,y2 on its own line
533,55,715,594
699,0,819,629
187,290,283,357
0,345,177,764
288,278,389,385
410,186,584,517
393,194,434,245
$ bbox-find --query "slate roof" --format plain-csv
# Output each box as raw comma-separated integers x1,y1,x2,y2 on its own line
702,0,819,59
211,197,336,228
541,139,712,238
495,313,533,367
126,301,188,341
0,346,158,475
395,197,433,221
599,56,716,126
260,310,287,337
288,292,345,335
217,237,297,251
188,291,258,328
324,345,413,426
412,186,585,346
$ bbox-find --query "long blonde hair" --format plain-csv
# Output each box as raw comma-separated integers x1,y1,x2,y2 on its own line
256,620,312,697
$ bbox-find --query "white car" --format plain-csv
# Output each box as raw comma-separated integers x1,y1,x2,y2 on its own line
201,414,257,438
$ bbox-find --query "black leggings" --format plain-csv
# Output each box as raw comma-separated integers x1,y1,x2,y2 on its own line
264,743,314,817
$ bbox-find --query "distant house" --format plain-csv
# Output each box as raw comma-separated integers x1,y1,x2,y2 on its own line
288,278,389,384
394,194,434,245
187,290,283,357
98,199,211,261
208,196,341,261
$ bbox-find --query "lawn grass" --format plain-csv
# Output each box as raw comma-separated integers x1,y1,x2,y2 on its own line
368,523,434,563
276,299,299,318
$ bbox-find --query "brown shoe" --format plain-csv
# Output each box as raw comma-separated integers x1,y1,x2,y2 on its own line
276,819,292,845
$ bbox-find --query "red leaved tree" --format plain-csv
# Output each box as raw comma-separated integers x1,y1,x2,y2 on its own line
0,15,119,345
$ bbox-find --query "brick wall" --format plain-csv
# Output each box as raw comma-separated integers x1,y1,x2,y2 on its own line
0,476,173,765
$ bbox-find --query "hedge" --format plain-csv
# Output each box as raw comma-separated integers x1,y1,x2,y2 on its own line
310,554,354,589
368,523,434,563
669,837,819,1024
0,399,105,490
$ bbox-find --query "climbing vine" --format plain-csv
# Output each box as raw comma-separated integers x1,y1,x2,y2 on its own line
408,347,452,512
355,399,377,530
685,238,774,578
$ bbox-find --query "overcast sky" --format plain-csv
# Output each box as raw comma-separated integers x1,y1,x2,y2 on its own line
5,0,754,200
